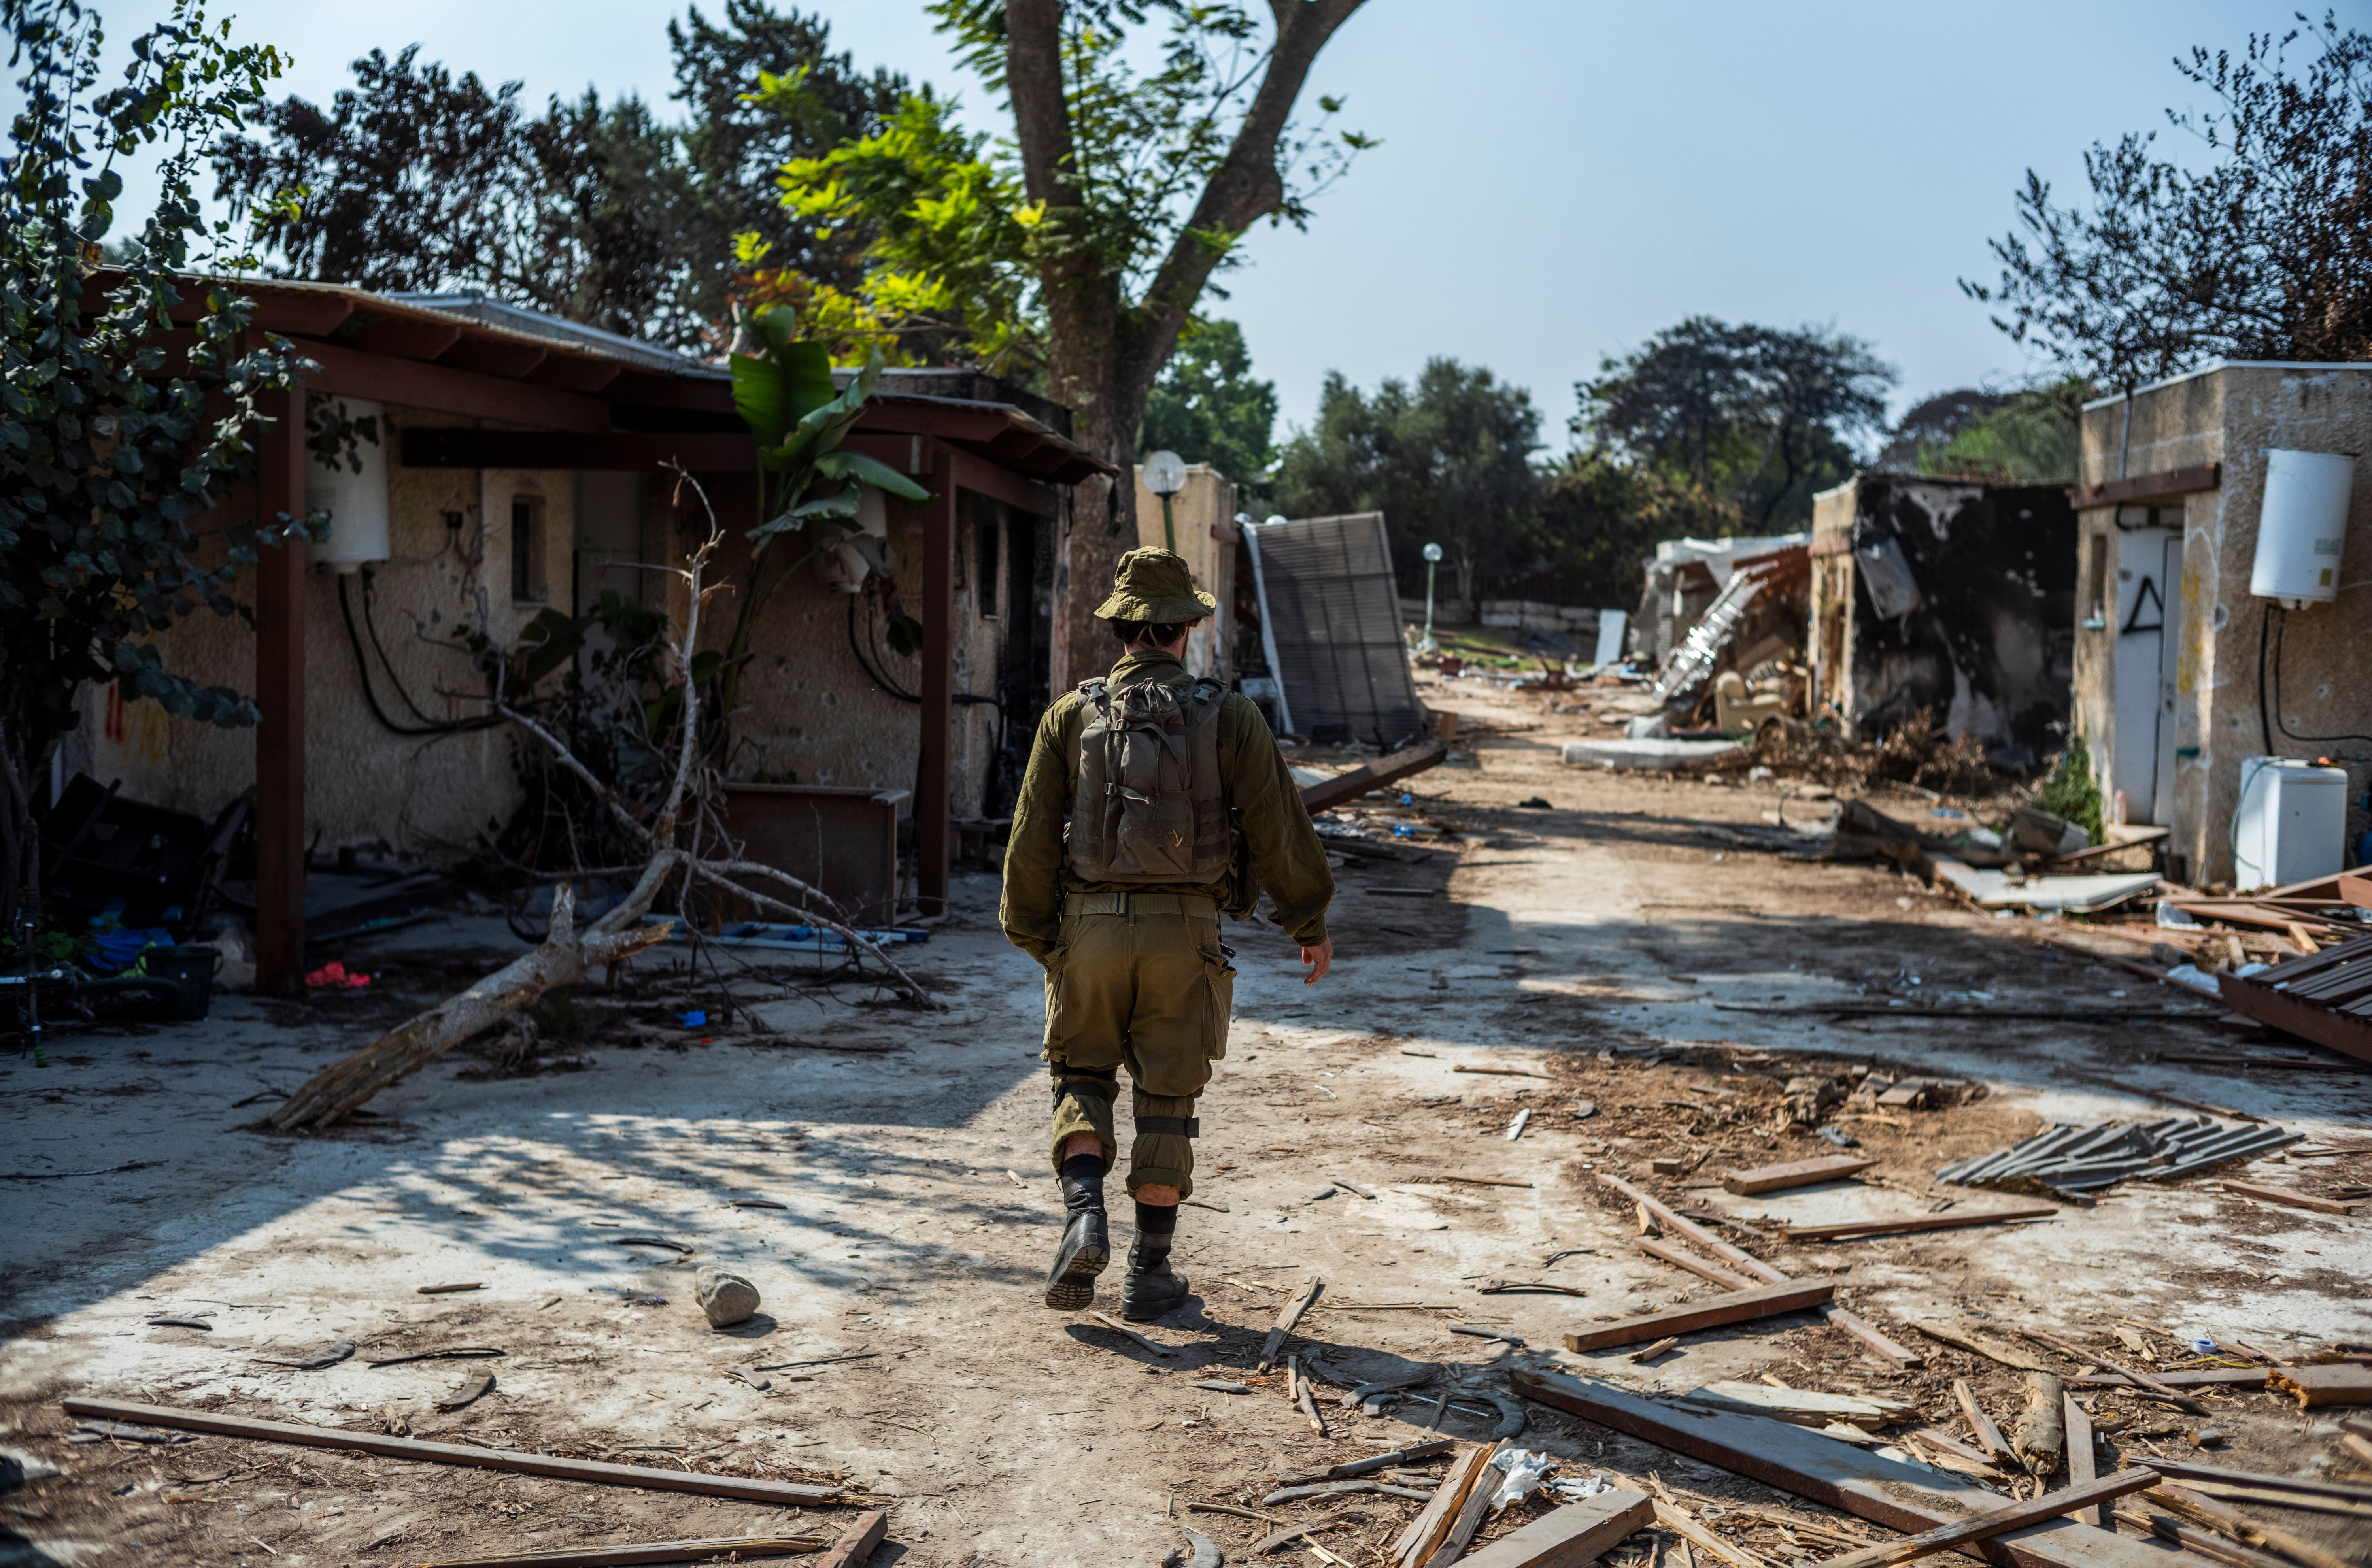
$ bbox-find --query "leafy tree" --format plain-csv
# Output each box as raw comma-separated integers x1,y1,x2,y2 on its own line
1924,378,2090,483
780,0,1373,679
1532,448,1735,609
1578,317,1893,530
1965,13,2372,388
1273,360,1539,606
1138,317,1275,492
2,0,318,924
212,3,904,353
1873,388,2009,473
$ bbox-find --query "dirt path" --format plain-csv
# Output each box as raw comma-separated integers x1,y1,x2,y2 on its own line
6,679,2370,1566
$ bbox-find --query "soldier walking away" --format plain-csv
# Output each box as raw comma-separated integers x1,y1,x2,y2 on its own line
1001,548,1336,1320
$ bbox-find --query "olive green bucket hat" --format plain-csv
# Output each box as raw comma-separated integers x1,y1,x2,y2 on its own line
1093,547,1216,623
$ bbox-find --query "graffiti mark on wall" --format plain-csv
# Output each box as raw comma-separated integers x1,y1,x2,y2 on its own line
103,681,170,762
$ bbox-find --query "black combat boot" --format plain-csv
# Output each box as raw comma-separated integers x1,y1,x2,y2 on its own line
1043,1153,1110,1311
1120,1200,1189,1321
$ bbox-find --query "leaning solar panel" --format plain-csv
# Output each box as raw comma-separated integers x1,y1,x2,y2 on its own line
1245,512,1426,747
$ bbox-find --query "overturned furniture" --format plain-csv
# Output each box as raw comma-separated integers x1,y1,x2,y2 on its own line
1243,511,1428,747
1809,475,2076,766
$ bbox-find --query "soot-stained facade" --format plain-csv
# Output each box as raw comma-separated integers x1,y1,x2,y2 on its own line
1809,476,2078,765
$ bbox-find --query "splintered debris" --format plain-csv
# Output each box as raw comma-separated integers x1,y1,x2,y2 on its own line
1456,1065,1551,1079
1724,1154,1876,1194
1628,1337,1681,1364
434,1371,495,1411
1937,1117,2299,1195
1506,1109,1532,1141
1258,1276,1325,1371
367,1348,506,1368
1005,1170,1027,1189
1817,1470,2164,1568
1452,1326,1525,1346
729,1198,788,1209
2219,1179,2360,1215
416,1283,484,1296
608,1236,694,1254
1564,1281,1836,1351
1088,1311,1174,1357
145,1317,213,1330
751,1353,876,1372
1784,1206,2056,1243
58,1397,842,1505
1192,1380,1253,1395
410,1531,837,1567
1478,1279,1585,1296
724,1366,771,1391
70,1419,199,1445
2267,1366,2372,1410
1436,1175,1534,1188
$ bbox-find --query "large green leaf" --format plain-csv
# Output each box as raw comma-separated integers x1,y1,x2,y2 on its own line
729,311,837,449
815,448,930,503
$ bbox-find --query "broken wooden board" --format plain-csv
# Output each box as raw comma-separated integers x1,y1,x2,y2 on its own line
1904,1321,2057,1375
1509,1370,2178,1568
2148,1461,2372,1503
812,1510,890,1568
57,1396,840,1506
1816,1470,2161,1568
1258,1275,1324,1371
1785,1206,2057,1243
1299,740,1449,815
412,1532,835,1567
2216,940,2372,1066
1724,1155,1877,1195
1391,1441,1493,1567
1679,1381,1913,1432
2068,1369,2265,1389
1455,1487,1654,1568
2217,1179,2360,1216
1636,1236,1755,1289
1563,1280,1834,1352
2062,1396,2103,1527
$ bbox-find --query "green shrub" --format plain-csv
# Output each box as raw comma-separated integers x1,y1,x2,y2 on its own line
2038,736,2106,845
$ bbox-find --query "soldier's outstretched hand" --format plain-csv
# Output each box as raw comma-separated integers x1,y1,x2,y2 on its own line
1301,938,1334,985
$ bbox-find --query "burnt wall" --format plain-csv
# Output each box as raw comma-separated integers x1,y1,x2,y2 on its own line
1845,477,2077,765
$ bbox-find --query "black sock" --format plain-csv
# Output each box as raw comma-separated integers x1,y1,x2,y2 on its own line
1060,1152,1107,1212
1133,1200,1178,1267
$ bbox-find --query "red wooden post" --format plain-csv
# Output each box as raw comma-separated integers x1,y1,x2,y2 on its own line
916,449,955,915
253,382,309,994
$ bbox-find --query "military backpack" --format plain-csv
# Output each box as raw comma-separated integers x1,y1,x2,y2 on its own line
1066,674,1235,883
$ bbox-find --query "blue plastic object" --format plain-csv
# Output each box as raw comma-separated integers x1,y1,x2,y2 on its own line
677,1010,708,1028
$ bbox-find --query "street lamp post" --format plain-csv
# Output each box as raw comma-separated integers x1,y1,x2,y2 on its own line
1142,450,1187,553
1420,542,1443,653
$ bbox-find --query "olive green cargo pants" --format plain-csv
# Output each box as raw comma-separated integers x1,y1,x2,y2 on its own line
1041,891,1236,1198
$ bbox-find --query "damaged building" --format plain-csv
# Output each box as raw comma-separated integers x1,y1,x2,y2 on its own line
2068,360,2372,887
1807,475,2078,765
54,282,1105,989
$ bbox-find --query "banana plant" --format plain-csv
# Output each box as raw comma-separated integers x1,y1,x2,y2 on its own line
716,312,931,730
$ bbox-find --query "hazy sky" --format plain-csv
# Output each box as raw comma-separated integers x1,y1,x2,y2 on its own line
77,0,2349,444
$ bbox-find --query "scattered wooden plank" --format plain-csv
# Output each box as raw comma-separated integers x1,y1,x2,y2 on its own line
1628,1337,1680,1364
1392,1442,1492,1568
1436,1175,1535,1188
1509,1370,2181,1568
1275,1440,1455,1488
57,1398,840,1507
1909,1427,2013,1480
1724,1155,1877,1195
1953,1380,2008,1462
2147,1461,2372,1503
411,1533,835,1568
811,1509,890,1568
1299,740,1449,814
1258,1276,1324,1372
2062,1396,2102,1526
1679,1381,1909,1432
1904,1321,2055,1374
1454,1488,1654,1568
1456,1064,1553,1079
1815,1470,2161,1568
1784,1206,2057,1243
2068,1368,2266,1389
2172,1482,2372,1519
2272,1366,2372,1413
1610,1173,1921,1366
2114,1506,2304,1568
2219,1180,2360,1216
1563,1280,1834,1352
1435,1445,1503,1560
2144,1485,2355,1568
416,1283,484,1296
1636,1237,1754,1289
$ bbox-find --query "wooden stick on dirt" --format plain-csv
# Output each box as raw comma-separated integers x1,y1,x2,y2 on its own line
59,1397,841,1507
1654,1497,1773,1568
1783,1206,2058,1243
1259,1276,1324,1371
810,1510,890,1568
1906,1319,2055,1374
1564,1281,1834,1353
1952,1379,2010,1462
2062,1394,2104,1525
2115,1508,2303,1568
1087,1311,1173,1358
2143,1485,2356,1568
2019,1328,2209,1413
1815,1470,2161,1568
412,1532,835,1568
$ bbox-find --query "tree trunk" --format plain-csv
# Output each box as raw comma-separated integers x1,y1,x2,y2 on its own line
2011,1371,2064,1475
266,870,674,1132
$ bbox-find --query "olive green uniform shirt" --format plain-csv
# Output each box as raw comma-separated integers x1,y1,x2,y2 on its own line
1000,651,1335,962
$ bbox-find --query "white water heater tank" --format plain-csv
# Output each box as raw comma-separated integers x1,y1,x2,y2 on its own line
2249,448,2353,607
306,397,391,572
2233,755,2346,890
